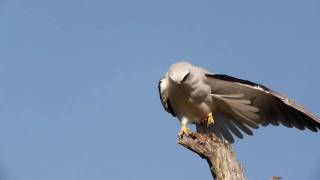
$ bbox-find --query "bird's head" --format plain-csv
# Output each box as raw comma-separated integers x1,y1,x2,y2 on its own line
168,61,192,85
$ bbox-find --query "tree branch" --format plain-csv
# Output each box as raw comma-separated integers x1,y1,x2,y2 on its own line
178,132,245,180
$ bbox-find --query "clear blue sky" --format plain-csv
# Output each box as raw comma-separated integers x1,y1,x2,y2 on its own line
0,0,320,179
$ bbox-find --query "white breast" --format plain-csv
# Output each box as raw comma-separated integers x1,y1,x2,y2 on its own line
168,76,213,124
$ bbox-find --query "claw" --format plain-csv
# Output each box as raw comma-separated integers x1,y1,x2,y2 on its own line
206,112,215,126
178,124,190,139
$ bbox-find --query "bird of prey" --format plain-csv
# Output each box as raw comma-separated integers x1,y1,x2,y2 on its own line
158,61,320,143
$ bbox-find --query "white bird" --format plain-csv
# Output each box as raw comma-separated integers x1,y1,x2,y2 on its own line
158,61,320,143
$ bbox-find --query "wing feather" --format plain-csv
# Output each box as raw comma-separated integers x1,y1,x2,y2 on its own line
223,119,244,139
158,78,176,117
205,73,320,138
210,116,235,143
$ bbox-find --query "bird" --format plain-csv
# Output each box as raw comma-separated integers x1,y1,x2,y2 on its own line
158,61,320,143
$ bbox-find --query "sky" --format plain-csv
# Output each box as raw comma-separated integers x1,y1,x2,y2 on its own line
0,0,320,179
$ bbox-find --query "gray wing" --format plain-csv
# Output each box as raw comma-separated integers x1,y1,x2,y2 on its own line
196,113,247,143
158,78,176,117
205,74,320,142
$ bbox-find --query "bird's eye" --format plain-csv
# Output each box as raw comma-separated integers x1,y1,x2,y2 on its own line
182,72,190,82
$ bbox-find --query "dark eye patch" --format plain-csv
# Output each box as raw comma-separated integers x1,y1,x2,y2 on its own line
182,72,190,82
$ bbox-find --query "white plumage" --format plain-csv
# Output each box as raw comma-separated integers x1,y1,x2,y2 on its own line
159,61,320,143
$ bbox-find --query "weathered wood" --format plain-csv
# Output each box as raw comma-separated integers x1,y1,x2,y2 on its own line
178,132,245,180
270,176,282,180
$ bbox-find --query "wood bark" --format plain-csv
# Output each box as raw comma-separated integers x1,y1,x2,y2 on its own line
178,132,245,180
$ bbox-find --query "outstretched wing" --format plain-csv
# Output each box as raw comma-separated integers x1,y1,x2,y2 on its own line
158,78,176,117
205,73,320,142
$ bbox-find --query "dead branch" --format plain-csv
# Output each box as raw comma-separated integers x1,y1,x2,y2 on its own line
178,132,245,180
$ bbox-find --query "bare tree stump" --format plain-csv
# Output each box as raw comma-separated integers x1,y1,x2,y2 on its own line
178,132,245,180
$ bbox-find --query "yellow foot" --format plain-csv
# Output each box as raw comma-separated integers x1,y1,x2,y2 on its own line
206,112,215,126
178,124,190,139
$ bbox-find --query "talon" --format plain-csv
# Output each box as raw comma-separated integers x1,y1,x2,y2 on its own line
178,124,190,139
206,112,215,126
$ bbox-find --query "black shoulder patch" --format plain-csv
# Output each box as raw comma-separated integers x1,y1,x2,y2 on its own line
206,74,271,92
166,99,176,117
158,80,176,117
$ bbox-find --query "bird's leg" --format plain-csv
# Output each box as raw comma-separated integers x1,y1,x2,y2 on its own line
178,124,190,139
205,112,215,126
178,118,190,139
